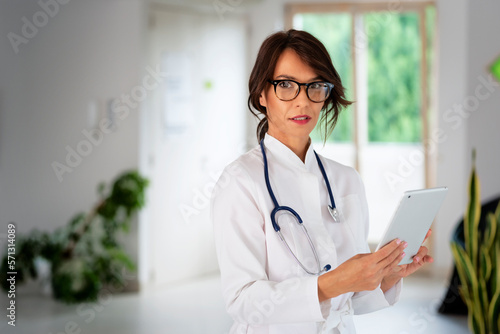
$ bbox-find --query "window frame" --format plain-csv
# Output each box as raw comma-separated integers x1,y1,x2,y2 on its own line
285,1,437,189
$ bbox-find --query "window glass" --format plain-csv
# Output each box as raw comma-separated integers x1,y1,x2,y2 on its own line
294,13,353,143
366,12,421,143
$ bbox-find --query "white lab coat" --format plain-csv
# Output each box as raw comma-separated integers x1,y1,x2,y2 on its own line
211,133,401,334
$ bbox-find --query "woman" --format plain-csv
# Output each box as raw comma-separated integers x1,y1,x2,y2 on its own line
211,29,432,334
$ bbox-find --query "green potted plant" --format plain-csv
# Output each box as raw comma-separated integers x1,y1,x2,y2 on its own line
0,170,149,303
451,152,500,333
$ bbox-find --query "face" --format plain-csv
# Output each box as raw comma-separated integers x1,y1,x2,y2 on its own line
259,48,324,146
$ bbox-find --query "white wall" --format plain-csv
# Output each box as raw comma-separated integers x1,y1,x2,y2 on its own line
0,0,146,280
466,2,500,202
433,0,469,275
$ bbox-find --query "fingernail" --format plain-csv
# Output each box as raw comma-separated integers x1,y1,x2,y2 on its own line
403,242,408,248
396,239,401,245
415,256,420,262
401,252,406,258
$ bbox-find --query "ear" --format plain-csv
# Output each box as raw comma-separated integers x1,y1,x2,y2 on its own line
259,91,267,108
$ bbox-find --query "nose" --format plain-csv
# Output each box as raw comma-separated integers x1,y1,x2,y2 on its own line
295,85,310,105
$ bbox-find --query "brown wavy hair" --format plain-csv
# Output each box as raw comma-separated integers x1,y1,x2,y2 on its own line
248,29,352,143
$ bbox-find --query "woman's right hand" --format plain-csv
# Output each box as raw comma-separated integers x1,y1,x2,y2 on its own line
318,238,407,302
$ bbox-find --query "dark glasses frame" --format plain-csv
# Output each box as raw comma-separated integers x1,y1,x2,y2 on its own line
267,79,334,103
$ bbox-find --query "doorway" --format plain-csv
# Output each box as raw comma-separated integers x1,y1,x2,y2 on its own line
141,4,247,286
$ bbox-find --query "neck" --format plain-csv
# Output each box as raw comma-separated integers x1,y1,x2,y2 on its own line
267,131,310,163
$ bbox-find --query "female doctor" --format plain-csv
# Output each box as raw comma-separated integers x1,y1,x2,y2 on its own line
211,29,433,334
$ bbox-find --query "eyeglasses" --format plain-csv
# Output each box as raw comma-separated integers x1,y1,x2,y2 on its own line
268,79,334,103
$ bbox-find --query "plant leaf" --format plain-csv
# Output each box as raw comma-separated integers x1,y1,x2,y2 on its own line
495,202,500,246
451,242,476,300
484,212,497,251
478,278,489,326
464,164,481,271
489,280,500,334
491,241,500,316
480,244,492,284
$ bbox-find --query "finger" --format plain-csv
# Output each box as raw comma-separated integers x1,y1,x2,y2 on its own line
405,254,434,277
391,265,403,273
382,252,406,277
375,238,402,262
416,255,433,264
413,246,429,263
390,250,405,267
355,253,372,258
423,229,432,243
380,242,407,268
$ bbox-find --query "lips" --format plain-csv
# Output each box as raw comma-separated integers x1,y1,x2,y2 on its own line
289,115,311,121
289,115,311,125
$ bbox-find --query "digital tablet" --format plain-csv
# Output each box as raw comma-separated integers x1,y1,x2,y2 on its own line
375,187,448,265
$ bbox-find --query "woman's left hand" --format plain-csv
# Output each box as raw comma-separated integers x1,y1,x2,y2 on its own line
380,229,434,292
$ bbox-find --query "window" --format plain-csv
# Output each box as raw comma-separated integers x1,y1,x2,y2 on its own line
287,2,437,243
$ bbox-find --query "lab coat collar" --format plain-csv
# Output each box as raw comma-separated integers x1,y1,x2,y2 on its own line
263,133,316,171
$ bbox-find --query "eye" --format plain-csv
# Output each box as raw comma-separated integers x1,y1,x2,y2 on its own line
309,82,325,90
277,81,294,89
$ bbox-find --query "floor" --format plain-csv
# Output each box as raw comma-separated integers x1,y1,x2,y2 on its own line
1,274,469,334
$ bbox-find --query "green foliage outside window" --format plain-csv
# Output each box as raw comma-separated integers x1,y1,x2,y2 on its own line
298,13,353,143
296,7,435,143
366,12,421,142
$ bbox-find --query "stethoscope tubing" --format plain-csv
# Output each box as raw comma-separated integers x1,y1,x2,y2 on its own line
314,151,337,216
260,139,334,276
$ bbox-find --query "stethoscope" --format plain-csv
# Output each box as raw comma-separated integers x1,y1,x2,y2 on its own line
260,138,340,276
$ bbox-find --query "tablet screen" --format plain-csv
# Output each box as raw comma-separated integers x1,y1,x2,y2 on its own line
375,187,448,265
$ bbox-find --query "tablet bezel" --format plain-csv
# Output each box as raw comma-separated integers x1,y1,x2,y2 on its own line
375,187,448,265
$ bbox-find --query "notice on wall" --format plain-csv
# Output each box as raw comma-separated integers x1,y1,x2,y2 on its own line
161,51,194,136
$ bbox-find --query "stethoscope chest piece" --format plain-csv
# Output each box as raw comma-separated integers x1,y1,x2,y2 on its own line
328,205,340,222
